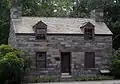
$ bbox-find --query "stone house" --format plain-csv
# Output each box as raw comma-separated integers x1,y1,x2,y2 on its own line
8,0,112,77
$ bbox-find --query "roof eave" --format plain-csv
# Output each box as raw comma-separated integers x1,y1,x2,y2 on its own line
15,32,113,36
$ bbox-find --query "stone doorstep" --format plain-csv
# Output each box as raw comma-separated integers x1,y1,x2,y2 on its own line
61,75,72,78
61,73,70,76
61,73,72,78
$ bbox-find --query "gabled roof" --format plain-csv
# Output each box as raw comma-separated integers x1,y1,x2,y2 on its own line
33,21,47,29
80,22,95,29
12,17,113,35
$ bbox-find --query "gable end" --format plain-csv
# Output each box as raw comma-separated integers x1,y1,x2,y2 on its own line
80,22,95,29
33,21,47,30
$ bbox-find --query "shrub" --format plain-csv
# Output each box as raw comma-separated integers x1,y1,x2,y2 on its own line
0,45,27,84
0,45,21,57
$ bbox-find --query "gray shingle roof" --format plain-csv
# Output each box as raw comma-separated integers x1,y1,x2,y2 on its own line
12,17,112,35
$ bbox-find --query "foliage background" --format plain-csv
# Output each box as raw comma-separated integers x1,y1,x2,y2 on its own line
0,0,120,49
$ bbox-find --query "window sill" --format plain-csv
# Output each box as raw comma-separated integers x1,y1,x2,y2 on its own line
35,68,47,70
35,39,47,42
84,39,95,41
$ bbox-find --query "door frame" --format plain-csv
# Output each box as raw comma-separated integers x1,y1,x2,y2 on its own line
61,52,71,75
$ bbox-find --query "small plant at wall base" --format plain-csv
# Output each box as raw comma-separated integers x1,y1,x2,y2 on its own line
111,49,120,79
31,76,58,83
74,75,114,81
0,45,28,84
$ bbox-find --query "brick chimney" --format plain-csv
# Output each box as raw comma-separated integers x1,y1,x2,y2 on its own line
11,0,22,19
90,9,104,22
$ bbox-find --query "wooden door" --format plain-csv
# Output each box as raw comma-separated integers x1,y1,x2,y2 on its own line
61,52,71,74
85,52,95,68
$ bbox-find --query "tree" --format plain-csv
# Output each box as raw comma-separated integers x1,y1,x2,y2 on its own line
0,0,10,44
104,0,120,50
0,0,120,50
22,0,72,17
22,0,54,17
111,49,120,78
70,0,90,18
70,0,120,50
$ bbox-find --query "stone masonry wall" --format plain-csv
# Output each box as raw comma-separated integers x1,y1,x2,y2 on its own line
15,34,112,76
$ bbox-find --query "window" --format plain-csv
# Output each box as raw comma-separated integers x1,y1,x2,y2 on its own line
35,34,46,40
84,28,94,40
36,52,46,68
84,52,95,68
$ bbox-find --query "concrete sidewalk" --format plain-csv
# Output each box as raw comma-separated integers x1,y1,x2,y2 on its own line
28,80,120,84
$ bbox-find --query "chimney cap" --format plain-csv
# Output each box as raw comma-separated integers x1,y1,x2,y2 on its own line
11,0,22,19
